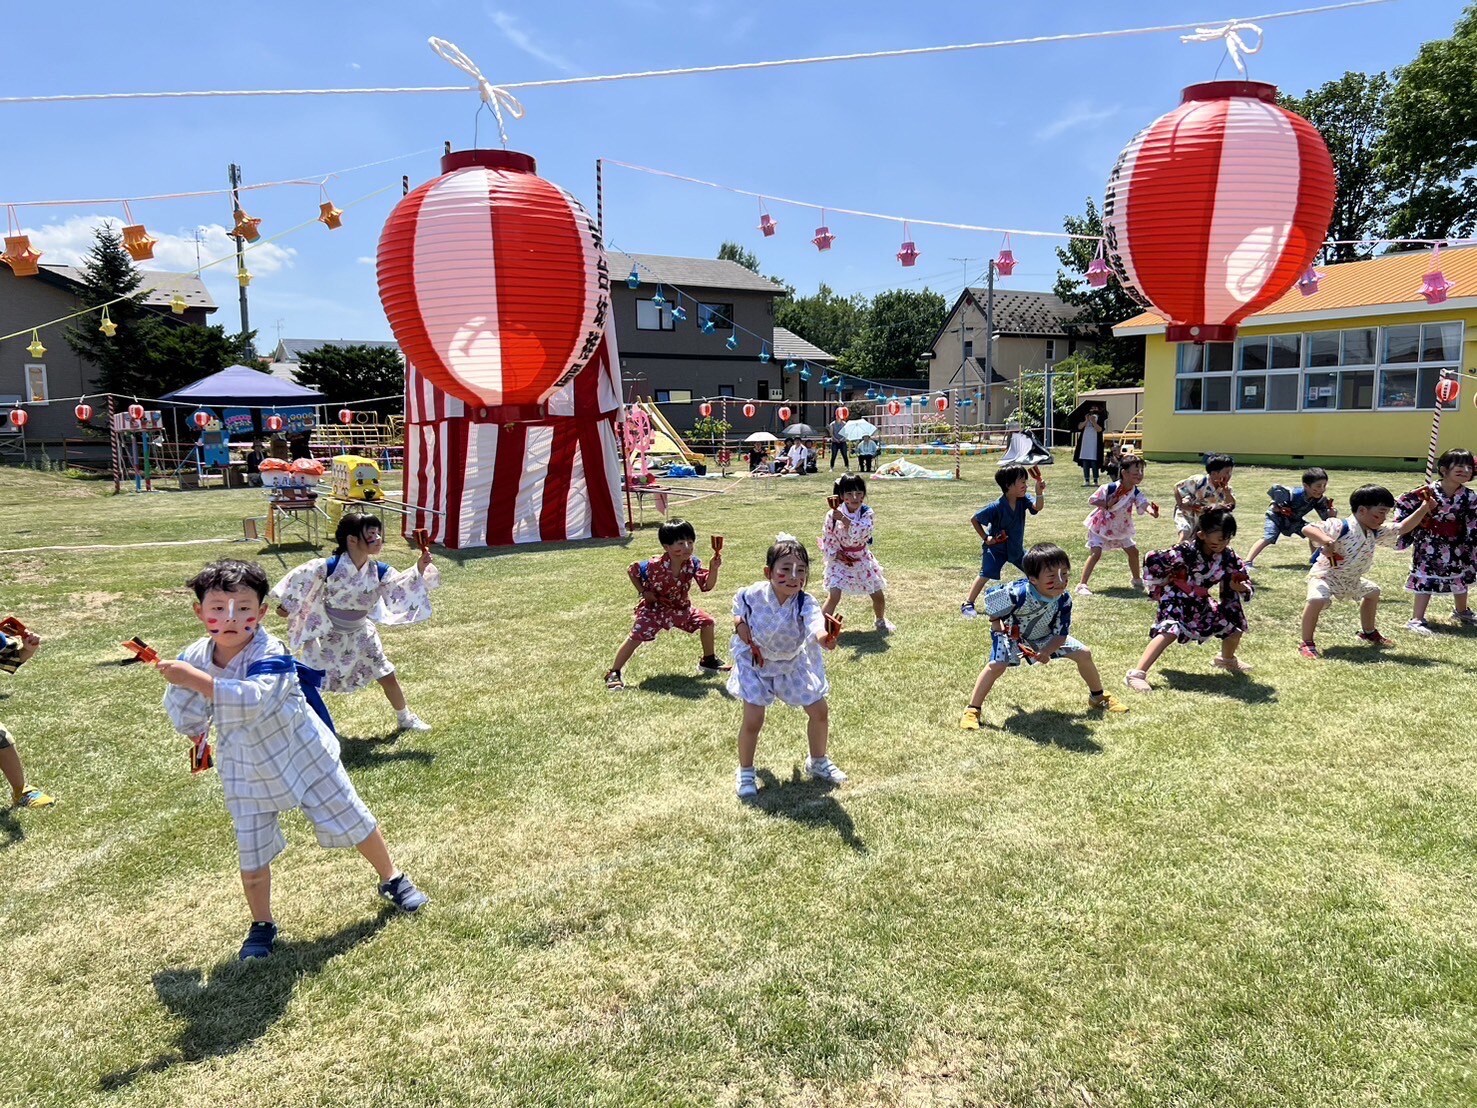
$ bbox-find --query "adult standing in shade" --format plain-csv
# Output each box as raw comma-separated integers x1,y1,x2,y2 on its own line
827,414,850,471
1074,407,1106,486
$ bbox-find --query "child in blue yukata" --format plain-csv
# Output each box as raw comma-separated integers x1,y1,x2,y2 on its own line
0,625,55,810
959,542,1126,729
1243,467,1336,569
961,464,1046,617
158,559,427,961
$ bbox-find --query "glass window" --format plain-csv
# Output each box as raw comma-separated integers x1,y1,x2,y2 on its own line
1237,374,1266,410
1383,325,1420,364
1267,373,1300,411
1308,332,1340,368
635,298,674,331
1305,372,1336,410
24,364,48,404
1379,369,1417,408
698,302,735,330
1044,339,1056,360
1238,338,1268,373
1176,377,1202,411
718,385,735,397
1205,343,1233,373
1271,334,1301,369
1342,328,1376,365
1422,322,1462,362
1178,345,1204,374
654,389,693,404
1341,370,1375,410
1204,376,1232,412
963,340,974,359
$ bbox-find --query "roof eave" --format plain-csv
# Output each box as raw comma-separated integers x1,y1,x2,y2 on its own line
1117,295,1477,337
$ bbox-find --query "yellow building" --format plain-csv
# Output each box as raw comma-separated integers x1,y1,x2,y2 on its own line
1115,246,1477,468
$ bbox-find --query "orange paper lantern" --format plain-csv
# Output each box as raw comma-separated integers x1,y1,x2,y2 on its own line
318,201,344,230
121,224,157,261
2,234,42,277
230,208,262,242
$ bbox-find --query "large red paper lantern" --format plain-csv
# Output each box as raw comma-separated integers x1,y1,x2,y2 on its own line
1436,377,1460,406
777,405,792,422
1103,81,1336,343
378,149,607,413
74,403,93,422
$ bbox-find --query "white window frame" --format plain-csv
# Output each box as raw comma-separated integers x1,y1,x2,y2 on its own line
654,389,693,404
1044,338,1056,361
635,298,675,331
1375,321,1462,412
24,363,49,405
1173,342,1235,414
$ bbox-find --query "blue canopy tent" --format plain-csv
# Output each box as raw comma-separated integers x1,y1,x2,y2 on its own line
160,364,325,408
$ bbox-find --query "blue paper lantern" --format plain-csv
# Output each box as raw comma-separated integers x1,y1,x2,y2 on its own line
626,267,641,289
726,334,739,351
701,318,716,335
672,304,687,322
784,360,797,374
652,285,667,308
800,368,812,381
759,344,771,364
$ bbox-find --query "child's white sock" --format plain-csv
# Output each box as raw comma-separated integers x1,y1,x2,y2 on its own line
397,707,415,725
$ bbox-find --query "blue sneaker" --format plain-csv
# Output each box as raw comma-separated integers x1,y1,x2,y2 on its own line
239,920,278,961
379,873,428,913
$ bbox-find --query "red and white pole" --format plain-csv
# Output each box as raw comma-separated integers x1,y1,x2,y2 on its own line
1427,371,1461,481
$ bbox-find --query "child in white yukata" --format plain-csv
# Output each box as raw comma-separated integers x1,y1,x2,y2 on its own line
729,535,844,800
1172,453,1236,542
820,473,894,633
1076,453,1159,595
271,513,438,733
960,543,1126,730
1298,484,1432,659
158,560,427,962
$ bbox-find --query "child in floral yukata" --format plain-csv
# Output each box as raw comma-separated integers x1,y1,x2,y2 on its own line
0,624,55,810
730,534,843,799
1076,452,1159,596
604,518,726,691
1297,484,1434,658
1126,509,1255,692
960,543,1126,730
821,473,894,633
1172,453,1236,542
1394,448,1477,636
158,560,427,961
1243,467,1336,569
961,464,1046,617
271,513,438,733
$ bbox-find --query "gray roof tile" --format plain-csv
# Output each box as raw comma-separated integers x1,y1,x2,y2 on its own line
42,264,216,310
962,288,1079,336
276,338,402,362
772,326,836,363
608,252,787,295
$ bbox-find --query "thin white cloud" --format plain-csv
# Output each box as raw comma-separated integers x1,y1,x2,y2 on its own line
356,256,375,265
489,10,578,74
1034,102,1121,143
22,215,296,276
349,62,361,70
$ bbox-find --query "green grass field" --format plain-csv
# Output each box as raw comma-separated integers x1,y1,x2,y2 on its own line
1,456,1474,1107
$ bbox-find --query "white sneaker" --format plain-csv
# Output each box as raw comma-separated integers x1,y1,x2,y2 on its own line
803,755,848,785
1074,583,1093,597
735,767,758,799
1131,578,1146,592
397,712,433,732
960,602,978,618
875,618,896,633
1405,618,1436,636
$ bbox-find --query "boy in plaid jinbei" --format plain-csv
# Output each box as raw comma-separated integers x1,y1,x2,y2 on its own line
157,559,427,961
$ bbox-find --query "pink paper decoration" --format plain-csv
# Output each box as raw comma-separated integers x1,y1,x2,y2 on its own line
1421,246,1455,304
1297,266,1322,296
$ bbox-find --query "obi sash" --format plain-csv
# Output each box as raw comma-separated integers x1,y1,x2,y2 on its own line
246,656,336,735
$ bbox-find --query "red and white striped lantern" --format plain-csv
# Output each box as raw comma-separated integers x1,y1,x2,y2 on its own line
777,405,792,422
743,403,756,418
127,403,145,421
8,408,27,428
887,399,902,417
266,414,284,432
193,411,211,429
1436,377,1460,406
935,396,950,412
835,406,849,421
74,403,93,422
338,408,354,425
378,149,607,411
1103,81,1335,343
698,402,713,418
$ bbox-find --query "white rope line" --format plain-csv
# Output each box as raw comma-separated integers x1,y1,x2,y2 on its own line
0,2,1395,106
428,37,523,146
1180,20,1264,73
0,537,239,555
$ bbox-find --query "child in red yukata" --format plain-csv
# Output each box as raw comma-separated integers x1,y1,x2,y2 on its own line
604,518,728,691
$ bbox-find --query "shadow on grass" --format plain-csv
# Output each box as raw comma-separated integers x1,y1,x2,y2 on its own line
998,707,1102,755
636,673,723,699
1318,646,1440,666
0,809,23,849
438,536,633,566
1091,585,1150,601
839,629,890,657
337,733,435,771
1159,668,1277,703
752,768,866,854
99,909,394,1091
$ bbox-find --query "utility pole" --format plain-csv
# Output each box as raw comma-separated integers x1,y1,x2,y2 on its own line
983,259,996,427
228,164,252,360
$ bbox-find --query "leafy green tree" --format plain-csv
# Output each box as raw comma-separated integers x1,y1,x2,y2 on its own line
293,345,406,414
1052,352,1122,393
1381,3,1477,244
846,288,945,380
1280,72,1391,262
1005,365,1077,433
775,283,870,365
1052,198,1145,380
717,241,761,273
146,322,259,396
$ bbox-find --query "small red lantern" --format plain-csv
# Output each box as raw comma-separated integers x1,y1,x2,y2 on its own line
935,396,950,412
812,225,836,252
266,414,285,432
836,406,849,421
698,402,713,418
743,403,756,418
128,403,145,421
887,399,902,417
338,408,354,425
778,405,792,422
1436,376,1460,406
8,408,27,428
1103,80,1335,343
994,237,1016,277
193,411,211,429
758,211,777,237
74,403,93,422
378,148,607,411
896,224,920,267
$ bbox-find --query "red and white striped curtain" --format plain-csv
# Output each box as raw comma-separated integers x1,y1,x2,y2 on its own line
403,328,626,548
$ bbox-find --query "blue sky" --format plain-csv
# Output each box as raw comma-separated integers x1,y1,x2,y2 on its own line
3,0,1463,352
